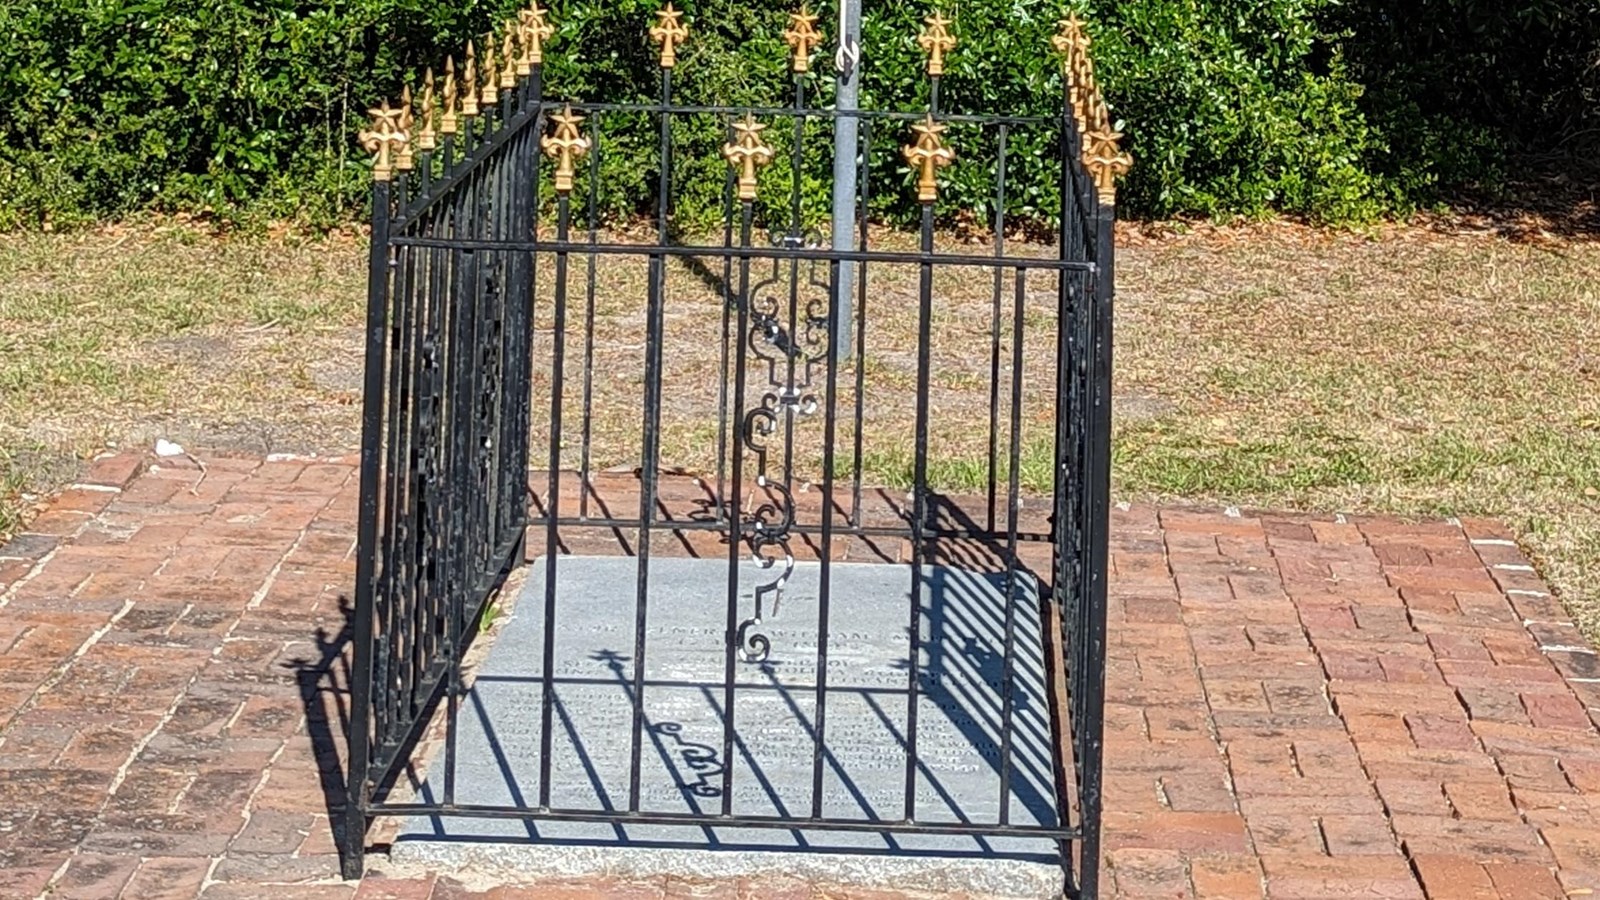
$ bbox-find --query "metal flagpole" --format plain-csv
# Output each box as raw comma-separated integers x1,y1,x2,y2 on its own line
831,0,861,356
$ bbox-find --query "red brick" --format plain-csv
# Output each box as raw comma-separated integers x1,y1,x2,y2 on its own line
1442,781,1519,822
1355,743,1502,784
1489,566,1552,595
1405,713,1477,751
1108,847,1190,897
1498,753,1575,793
1385,565,1497,593
1482,861,1564,899
1346,713,1415,746
83,452,147,488
1514,788,1599,827
662,878,740,900
1206,680,1271,713
199,885,355,899
120,856,214,900
1245,815,1325,855
1410,854,1496,900
1101,811,1251,854
1427,633,1491,662
1319,815,1397,856
352,873,439,899
1521,691,1593,731
1438,660,1566,690
1375,543,1431,567
1258,854,1423,899
1374,779,1451,817
1563,758,1600,794
1458,688,1531,725
1391,815,1547,863
1161,772,1236,812
0,859,69,898
50,852,140,899
230,809,316,854
732,877,812,900
1458,518,1514,541
1190,855,1264,899
1501,583,1562,615
1541,826,1600,873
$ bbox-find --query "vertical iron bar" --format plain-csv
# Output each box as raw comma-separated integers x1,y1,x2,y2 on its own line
715,130,736,522
985,125,1008,533
781,77,807,480
721,203,755,815
579,114,600,518
848,118,871,528
903,202,935,823
519,71,545,535
386,232,419,735
997,266,1025,824
340,176,391,881
381,169,414,738
810,257,842,818
538,192,573,808
629,66,675,812
445,168,485,808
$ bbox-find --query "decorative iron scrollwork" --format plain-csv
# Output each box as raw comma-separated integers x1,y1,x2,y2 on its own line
732,222,831,664
746,228,830,409
737,474,796,663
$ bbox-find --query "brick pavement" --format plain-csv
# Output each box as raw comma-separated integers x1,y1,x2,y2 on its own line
2,450,1599,899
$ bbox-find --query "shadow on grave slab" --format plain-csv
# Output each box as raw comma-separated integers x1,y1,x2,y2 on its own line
385,557,1068,897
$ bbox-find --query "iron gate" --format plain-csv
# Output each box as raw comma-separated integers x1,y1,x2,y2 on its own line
344,6,1124,897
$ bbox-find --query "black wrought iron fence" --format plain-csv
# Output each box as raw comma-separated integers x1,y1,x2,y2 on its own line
343,6,1125,898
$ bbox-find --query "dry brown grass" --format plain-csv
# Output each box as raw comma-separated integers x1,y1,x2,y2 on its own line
2,221,1597,642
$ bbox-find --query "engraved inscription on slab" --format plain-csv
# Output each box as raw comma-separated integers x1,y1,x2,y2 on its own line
402,557,1058,858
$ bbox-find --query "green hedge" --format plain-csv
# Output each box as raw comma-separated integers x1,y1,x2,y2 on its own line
1,0,1594,229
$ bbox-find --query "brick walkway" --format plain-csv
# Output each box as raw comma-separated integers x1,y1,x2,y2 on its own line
2,451,1598,899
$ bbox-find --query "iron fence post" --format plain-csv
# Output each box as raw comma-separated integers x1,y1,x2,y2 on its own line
1076,197,1116,900
341,176,391,881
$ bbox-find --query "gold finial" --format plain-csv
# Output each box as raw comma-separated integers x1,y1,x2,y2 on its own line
783,8,823,74
1064,33,1097,132
721,113,775,202
1084,122,1131,204
541,105,591,194
461,43,480,117
360,100,409,182
650,4,689,69
917,11,956,77
481,40,500,105
395,85,416,172
1052,15,1129,203
1051,13,1089,63
440,57,459,134
520,2,555,70
500,24,518,89
902,114,954,203
417,71,437,152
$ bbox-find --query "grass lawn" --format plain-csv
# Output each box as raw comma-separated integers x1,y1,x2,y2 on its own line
1,222,1597,643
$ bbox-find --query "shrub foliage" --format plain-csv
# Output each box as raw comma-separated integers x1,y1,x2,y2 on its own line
0,0,1595,229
